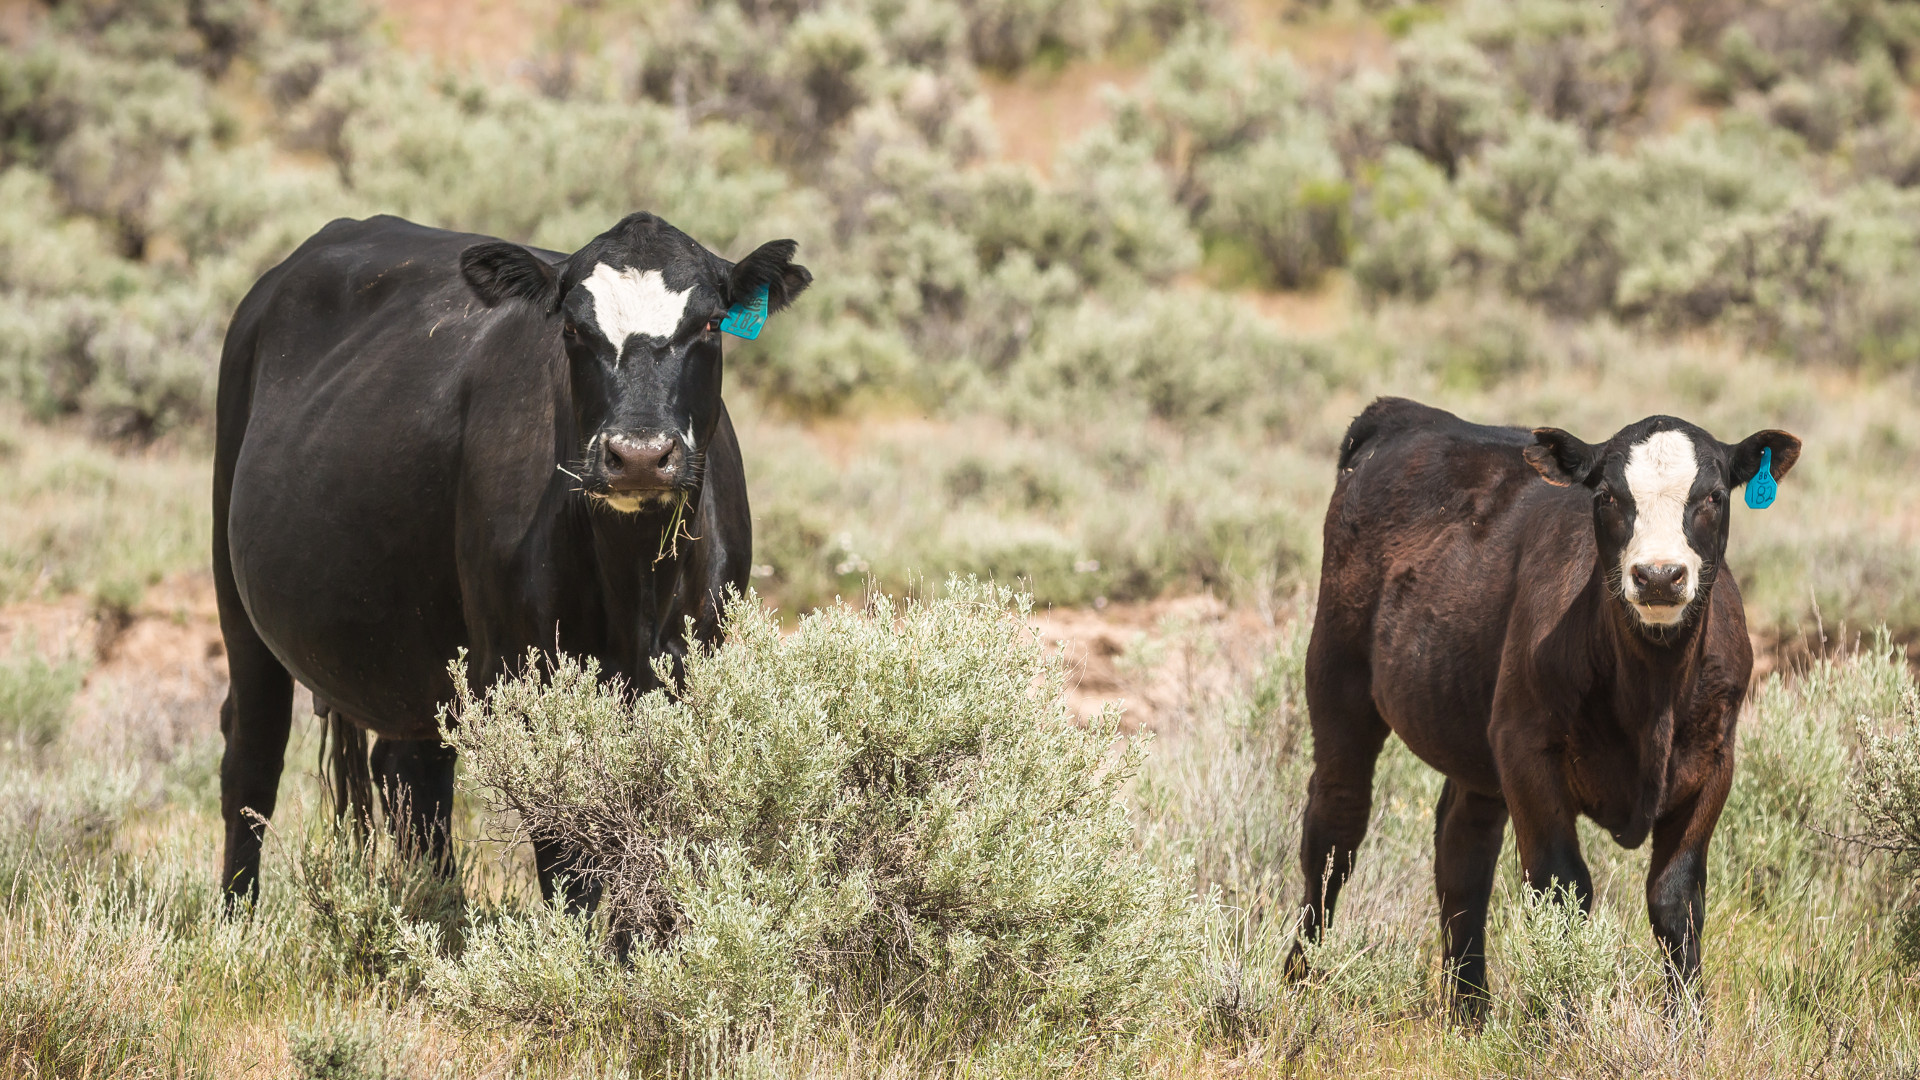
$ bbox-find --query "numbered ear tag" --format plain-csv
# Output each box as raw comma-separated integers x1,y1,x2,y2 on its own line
1745,446,1777,509
720,283,770,340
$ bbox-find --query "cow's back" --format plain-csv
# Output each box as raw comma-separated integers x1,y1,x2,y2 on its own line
1312,398,1592,786
217,217,570,736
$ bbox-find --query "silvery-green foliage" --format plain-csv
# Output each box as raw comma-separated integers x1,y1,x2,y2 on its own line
295,822,467,987
1350,147,1489,302
1199,132,1349,288
1499,884,1632,1027
1459,0,1654,139
425,580,1201,1049
1111,24,1312,206
0,652,86,752
0,40,213,252
1382,30,1509,178
1012,289,1312,428
333,65,783,253
1848,636,1920,952
288,1011,400,1080
1719,633,1910,913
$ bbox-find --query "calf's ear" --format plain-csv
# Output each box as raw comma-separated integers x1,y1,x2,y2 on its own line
1525,427,1602,487
460,242,558,308
1728,429,1801,487
729,239,812,314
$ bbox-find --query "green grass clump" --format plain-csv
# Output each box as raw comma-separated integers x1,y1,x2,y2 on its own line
296,822,468,987
0,651,86,751
424,579,1202,1059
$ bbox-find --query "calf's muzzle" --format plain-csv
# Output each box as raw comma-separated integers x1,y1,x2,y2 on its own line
1631,562,1688,606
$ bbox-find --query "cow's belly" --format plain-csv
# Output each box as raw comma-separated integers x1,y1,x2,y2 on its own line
227,395,470,739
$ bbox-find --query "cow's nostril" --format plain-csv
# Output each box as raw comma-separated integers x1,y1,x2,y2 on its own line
1632,566,1649,587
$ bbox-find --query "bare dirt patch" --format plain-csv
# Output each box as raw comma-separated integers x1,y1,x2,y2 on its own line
376,0,556,74
981,60,1142,176
1031,594,1280,732
0,571,228,750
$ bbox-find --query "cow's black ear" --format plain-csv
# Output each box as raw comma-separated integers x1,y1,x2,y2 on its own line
729,239,812,314
1728,429,1801,487
460,242,558,308
1525,427,1601,487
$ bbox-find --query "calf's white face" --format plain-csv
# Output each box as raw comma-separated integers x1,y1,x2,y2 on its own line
1526,414,1800,641
1619,430,1702,625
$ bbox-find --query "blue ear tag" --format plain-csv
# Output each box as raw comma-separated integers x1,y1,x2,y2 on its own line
720,283,770,340
1744,446,1777,509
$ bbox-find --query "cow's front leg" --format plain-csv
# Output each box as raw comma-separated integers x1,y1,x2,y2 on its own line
370,736,459,868
1647,766,1732,1001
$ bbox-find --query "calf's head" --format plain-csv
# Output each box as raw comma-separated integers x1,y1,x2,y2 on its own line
1524,417,1799,635
460,212,810,512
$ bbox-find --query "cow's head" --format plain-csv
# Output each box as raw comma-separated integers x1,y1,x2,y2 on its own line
1524,417,1800,636
459,212,810,512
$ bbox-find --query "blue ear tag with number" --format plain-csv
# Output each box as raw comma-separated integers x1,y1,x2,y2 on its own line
720,283,770,340
1744,446,1777,509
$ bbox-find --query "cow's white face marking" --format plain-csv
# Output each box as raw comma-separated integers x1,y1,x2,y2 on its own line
580,263,692,363
1619,429,1701,625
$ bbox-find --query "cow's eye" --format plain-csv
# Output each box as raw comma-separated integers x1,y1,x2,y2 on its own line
562,321,580,339
1596,489,1616,507
704,318,721,335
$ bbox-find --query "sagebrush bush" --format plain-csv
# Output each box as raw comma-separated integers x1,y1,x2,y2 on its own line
0,894,177,1077
0,651,85,751
295,822,467,986
421,580,1202,1053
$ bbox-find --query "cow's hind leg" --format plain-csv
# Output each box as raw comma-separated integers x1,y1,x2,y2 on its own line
1433,779,1508,1022
1287,647,1390,979
370,736,459,868
216,597,294,908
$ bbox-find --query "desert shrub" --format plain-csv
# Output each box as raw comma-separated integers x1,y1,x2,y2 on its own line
1351,146,1491,302
295,822,467,986
1381,30,1509,178
0,652,86,751
1850,657,1920,961
0,763,137,885
1135,617,1311,908
0,895,177,1077
1011,290,1315,428
1198,130,1350,289
1719,634,1909,913
288,1012,401,1080
420,581,1201,1055
1462,0,1655,139
1499,884,1631,1026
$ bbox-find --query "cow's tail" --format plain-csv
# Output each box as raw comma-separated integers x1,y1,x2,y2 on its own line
319,707,375,834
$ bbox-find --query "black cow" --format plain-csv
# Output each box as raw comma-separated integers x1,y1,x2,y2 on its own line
1290,397,1799,1017
213,213,809,903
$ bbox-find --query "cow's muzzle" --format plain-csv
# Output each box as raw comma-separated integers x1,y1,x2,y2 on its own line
600,432,685,493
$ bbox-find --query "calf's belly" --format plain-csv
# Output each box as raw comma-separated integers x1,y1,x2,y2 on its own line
1367,603,1506,795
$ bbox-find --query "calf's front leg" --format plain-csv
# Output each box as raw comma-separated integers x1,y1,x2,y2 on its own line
1646,767,1731,999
